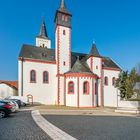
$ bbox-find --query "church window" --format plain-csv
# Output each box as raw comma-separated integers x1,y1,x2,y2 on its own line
62,15,68,22
83,81,89,94
104,76,108,86
43,71,49,83
62,15,65,21
65,16,68,21
30,70,36,83
68,81,74,94
63,30,66,35
42,53,47,58
112,77,115,86
96,66,98,69
63,61,66,66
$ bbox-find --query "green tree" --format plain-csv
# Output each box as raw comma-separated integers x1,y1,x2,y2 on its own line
115,71,128,99
115,69,139,100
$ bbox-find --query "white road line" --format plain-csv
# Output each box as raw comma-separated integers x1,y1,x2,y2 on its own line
32,110,77,140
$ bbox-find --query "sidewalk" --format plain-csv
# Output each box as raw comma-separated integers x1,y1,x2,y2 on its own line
31,105,139,117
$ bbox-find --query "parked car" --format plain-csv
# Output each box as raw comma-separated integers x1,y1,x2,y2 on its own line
5,96,29,107
0,100,13,118
10,99,21,108
8,100,19,112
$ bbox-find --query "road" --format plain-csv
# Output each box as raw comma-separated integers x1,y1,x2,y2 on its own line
43,115,140,140
0,111,51,140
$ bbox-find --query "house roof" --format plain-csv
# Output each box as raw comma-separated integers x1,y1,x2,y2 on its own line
19,45,121,72
0,81,18,90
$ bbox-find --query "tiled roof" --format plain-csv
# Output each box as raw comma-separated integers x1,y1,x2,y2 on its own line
0,81,18,89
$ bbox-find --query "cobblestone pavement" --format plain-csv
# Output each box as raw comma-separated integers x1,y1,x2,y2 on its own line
43,115,140,140
0,111,51,140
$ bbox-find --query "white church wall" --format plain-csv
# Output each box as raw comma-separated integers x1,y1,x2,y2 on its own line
20,60,57,105
18,60,22,97
93,57,102,77
103,69,120,107
59,77,65,105
66,77,78,107
79,77,93,107
36,38,51,49
0,83,17,98
87,57,91,70
56,26,71,73
87,57,102,77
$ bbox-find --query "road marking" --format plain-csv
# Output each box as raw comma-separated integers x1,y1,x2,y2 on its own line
32,110,77,140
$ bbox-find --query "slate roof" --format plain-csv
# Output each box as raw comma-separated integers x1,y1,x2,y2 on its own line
66,58,93,74
58,0,71,15
19,45,121,72
37,18,48,39
19,45,55,62
89,43,101,57
102,57,121,69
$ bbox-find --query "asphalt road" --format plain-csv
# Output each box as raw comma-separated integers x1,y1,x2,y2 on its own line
0,111,51,140
43,115,140,140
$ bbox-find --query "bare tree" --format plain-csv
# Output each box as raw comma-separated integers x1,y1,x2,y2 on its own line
135,62,140,76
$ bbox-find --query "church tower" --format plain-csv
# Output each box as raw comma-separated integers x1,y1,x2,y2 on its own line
36,18,51,48
55,0,72,105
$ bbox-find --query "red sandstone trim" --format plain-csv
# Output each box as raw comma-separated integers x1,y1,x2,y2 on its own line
65,73,98,79
64,77,66,106
100,58,103,107
69,28,71,69
43,71,49,84
103,67,121,71
57,26,60,105
77,77,80,108
19,58,56,65
92,78,94,108
83,81,90,95
68,81,74,94
30,70,36,83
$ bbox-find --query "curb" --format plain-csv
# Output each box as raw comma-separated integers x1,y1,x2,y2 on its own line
32,110,77,140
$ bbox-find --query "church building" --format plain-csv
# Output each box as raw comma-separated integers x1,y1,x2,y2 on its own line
18,0,121,107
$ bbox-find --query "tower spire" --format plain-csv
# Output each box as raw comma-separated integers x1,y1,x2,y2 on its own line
58,0,71,15
39,17,48,38
36,17,51,48
59,0,66,9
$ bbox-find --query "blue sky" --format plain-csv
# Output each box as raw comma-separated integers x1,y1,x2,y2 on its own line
0,0,140,80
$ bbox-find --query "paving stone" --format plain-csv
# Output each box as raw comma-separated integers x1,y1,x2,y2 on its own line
0,111,51,140
43,115,140,140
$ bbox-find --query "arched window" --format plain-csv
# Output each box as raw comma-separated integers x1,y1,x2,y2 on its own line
30,70,36,83
83,81,89,94
68,81,74,94
104,76,108,86
112,77,115,86
43,71,49,83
